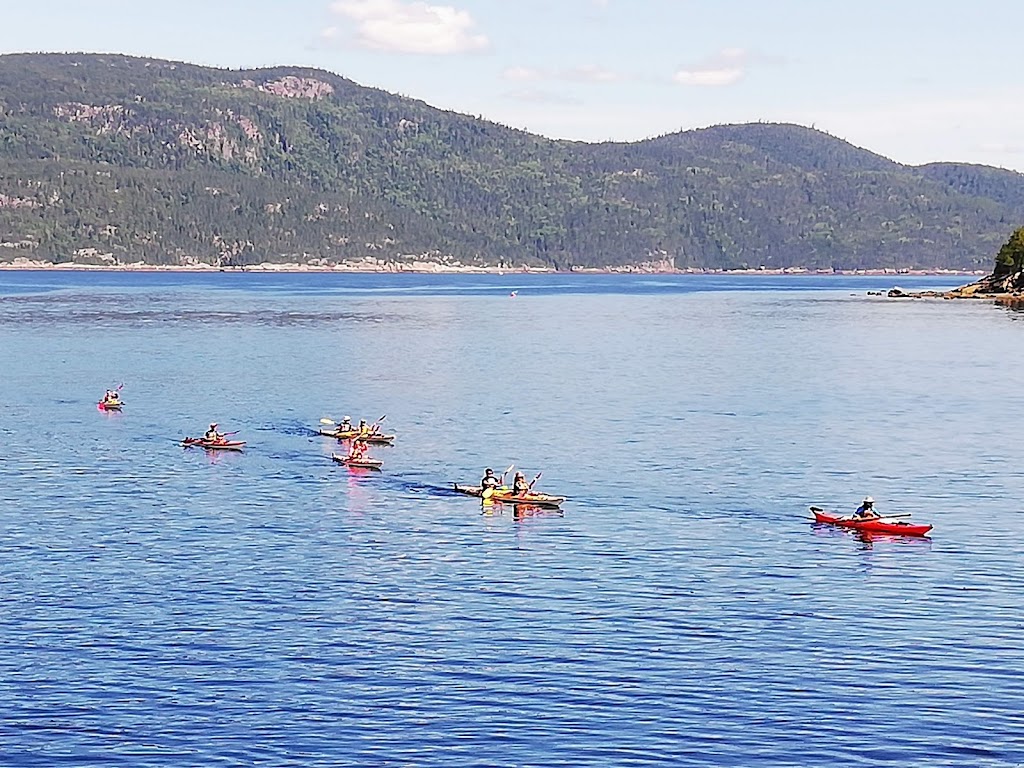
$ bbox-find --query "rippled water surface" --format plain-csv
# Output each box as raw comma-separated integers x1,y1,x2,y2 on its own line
1,271,1022,767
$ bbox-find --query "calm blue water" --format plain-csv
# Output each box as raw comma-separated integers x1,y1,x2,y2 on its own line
1,271,1022,767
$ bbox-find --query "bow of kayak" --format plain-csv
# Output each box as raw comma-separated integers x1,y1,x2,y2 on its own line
332,454,382,470
492,491,565,508
812,510,932,536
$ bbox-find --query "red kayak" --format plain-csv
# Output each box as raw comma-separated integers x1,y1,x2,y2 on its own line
812,509,932,537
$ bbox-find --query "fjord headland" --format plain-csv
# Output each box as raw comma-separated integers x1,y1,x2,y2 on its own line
1,53,1023,272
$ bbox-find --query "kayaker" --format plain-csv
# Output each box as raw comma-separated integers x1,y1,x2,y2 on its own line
103,389,119,404
854,496,879,518
339,416,352,432
358,419,369,436
204,423,223,443
481,468,500,491
347,439,367,460
512,472,530,496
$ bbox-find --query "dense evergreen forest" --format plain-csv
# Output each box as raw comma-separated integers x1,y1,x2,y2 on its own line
1,52,1022,269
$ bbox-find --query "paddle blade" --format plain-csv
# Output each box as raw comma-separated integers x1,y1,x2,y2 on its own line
320,418,336,425
482,487,495,500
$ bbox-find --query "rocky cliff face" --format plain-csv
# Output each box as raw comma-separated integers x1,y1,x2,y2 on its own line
962,269,1024,294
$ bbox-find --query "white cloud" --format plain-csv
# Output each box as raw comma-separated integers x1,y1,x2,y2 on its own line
328,0,488,55
674,48,749,87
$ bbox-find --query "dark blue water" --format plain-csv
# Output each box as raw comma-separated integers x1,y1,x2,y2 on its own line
1,271,1021,767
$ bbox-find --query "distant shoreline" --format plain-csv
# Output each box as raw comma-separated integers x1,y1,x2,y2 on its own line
0,261,984,277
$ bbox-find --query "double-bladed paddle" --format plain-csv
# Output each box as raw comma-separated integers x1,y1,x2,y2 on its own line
809,505,911,520
321,414,385,429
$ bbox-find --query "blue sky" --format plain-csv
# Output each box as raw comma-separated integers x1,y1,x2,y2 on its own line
4,0,1023,170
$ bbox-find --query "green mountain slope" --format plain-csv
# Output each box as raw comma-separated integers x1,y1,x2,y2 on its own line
915,162,1024,215
0,52,1021,269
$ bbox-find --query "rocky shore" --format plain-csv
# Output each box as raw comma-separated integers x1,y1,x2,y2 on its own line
0,256,983,277
886,270,1024,308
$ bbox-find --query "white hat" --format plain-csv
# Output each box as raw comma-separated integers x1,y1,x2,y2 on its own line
863,496,874,504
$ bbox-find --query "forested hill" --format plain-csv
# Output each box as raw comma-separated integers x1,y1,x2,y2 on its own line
1,52,1022,270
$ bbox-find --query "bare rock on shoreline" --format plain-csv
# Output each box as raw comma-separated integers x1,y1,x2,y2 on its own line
886,271,1024,304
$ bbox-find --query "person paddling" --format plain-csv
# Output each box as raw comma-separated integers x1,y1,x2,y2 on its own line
204,422,224,443
854,496,879,518
339,416,352,433
512,471,530,496
358,419,370,437
481,468,501,492
102,389,120,404
347,439,368,460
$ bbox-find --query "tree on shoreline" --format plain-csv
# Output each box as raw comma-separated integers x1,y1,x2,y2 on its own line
994,226,1024,278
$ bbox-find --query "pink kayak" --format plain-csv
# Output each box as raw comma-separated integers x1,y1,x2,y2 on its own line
332,454,382,470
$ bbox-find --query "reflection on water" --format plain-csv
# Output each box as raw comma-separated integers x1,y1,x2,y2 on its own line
810,523,934,551
0,272,1022,767
0,291,403,327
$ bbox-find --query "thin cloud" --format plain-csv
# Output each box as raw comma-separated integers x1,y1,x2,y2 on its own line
674,48,749,87
504,88,583,106
502,66,542,82
979,142,1024,156
328,0,488,55
502,64,622,84
562,64,620,84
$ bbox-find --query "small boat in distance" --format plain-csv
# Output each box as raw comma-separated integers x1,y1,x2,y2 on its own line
182,437,246,451
98,385,124,410
332,454,382,470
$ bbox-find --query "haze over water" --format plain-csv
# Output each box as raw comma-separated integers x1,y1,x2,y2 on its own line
1,271,1022,767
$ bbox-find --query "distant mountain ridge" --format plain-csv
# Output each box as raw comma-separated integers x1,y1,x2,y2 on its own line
0,52,1021,270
